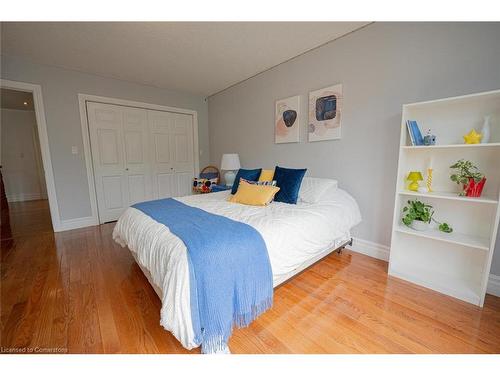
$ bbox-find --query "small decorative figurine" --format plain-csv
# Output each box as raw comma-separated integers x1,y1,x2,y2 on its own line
463,129,482,144
423,129,436,146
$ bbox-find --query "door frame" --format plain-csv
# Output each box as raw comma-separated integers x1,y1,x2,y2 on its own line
0,79,62,231
78,94,200,224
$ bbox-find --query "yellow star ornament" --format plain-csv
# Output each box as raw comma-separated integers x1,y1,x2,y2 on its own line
463,129,482,144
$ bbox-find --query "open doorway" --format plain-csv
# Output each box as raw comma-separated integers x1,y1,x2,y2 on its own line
1,88,52,238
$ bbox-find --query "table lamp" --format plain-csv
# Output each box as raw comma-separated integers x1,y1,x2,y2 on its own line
220,153,241,187
407,171,423,192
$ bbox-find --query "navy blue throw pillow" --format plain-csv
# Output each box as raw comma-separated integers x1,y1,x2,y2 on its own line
231,168,262,195
273,166,307,204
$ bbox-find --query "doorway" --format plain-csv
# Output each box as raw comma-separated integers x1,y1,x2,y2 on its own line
80,95,199,224
0,88,52,237
0,79,61,234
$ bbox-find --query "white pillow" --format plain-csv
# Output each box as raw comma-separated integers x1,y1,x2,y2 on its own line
299,177,338,203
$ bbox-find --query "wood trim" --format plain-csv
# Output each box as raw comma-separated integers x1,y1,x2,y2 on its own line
77,95,100,228
0,79,62,231
77,93,200,226
58,216,97,232
347,237,390,261
6,193,43,203
487,274,500,297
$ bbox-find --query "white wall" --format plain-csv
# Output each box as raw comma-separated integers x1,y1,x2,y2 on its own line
208,22,500,275
0,109,46,202
0,55,209,222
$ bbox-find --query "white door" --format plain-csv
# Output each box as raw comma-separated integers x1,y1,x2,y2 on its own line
147,110,176,199
87,102,152,223
122,107,152,205
148,110,195,198
87,102,196,223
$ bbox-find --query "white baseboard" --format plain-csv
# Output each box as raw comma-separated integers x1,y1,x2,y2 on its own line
56,216,98,232
347,237,390,261
7,192,42,202
487,274,500,297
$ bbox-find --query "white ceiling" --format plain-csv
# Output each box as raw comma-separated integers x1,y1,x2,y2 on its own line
0,22,369,96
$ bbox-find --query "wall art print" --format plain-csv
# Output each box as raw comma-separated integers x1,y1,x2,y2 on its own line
308,83,342,142
275,95,300,144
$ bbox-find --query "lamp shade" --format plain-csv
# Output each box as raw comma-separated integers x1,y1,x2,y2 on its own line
220,153,241,171
407,171,423,181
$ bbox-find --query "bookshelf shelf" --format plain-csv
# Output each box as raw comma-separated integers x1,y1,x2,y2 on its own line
402,142,500,150
389,89,500,307
395,224,489,251
398,190,498,205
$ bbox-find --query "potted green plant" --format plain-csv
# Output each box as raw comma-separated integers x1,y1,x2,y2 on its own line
402,199,433,231
450,159,486,197
402,199,453,233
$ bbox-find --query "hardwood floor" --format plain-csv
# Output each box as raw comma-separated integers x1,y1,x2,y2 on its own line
2,199,53,238
1,200,500,354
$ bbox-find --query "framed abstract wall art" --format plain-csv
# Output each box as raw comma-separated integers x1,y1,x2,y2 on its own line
308,83,342,142
275,95,300,144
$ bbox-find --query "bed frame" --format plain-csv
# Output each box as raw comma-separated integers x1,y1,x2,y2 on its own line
336,237,353,254
132,237,353,298
273,237,353,287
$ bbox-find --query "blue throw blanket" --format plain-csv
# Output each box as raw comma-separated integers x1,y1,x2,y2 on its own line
132,198,273,353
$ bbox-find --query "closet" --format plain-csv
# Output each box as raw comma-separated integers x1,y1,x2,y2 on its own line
86,102,195,223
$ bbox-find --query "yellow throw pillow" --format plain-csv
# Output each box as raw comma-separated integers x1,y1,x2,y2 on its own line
228,180,280,206
258,169,275,182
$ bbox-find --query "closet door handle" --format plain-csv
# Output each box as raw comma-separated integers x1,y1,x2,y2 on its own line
125,168,129,171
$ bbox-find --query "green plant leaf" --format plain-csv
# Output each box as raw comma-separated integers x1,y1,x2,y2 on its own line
438,222,453,233
449,159,484,190
401,199,435,226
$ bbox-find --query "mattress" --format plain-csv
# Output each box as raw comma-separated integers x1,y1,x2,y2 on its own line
113,188,361,351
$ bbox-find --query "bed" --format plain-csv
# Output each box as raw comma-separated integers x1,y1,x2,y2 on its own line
112,179,361,353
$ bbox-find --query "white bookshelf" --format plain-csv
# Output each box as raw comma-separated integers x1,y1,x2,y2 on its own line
389,89,500,307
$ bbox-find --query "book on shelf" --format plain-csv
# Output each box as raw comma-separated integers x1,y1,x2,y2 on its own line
406,120,415,145
406,120,424,146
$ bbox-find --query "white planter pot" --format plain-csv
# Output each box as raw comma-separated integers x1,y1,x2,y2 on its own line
410,220,430,231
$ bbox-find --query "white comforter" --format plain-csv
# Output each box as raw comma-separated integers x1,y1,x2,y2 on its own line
112,188,361,350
